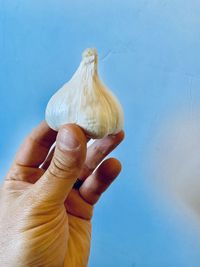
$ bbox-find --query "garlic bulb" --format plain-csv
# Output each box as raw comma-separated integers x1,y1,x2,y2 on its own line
45,48,124,139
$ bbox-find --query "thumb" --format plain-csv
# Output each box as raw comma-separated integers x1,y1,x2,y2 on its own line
34,124,87,203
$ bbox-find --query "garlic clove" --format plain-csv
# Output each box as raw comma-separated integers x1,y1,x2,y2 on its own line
45,48,124,139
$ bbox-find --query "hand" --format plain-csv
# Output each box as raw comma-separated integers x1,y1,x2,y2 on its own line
0,122,124,267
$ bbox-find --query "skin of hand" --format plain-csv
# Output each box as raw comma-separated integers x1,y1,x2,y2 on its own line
0,122,124,267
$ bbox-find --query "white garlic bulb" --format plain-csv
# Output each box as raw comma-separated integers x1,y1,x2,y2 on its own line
45,48,124,139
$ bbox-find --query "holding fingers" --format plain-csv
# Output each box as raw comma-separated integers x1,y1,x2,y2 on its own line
1,121,124,267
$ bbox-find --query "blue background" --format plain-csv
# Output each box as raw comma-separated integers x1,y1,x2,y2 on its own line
1,1,200,266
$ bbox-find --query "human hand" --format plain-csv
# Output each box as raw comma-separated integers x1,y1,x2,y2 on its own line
0,122,124,267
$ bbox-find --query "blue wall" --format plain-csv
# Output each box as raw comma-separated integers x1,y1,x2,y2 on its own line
1,1,200,266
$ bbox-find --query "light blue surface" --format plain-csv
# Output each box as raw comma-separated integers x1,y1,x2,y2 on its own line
1,1,200,266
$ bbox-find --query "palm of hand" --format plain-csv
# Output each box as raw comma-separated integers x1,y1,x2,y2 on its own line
1,175,91,267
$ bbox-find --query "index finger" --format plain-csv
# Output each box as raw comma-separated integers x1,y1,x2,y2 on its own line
14,121,57,168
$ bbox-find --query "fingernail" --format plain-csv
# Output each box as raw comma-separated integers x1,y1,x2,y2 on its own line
58,128,81,151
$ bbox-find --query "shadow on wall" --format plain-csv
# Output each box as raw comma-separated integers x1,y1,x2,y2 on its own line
147,106,200,223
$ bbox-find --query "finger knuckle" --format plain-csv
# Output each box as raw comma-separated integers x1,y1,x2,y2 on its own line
49,155,79,178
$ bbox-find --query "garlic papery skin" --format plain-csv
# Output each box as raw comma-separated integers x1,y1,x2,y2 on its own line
45,48,124,139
